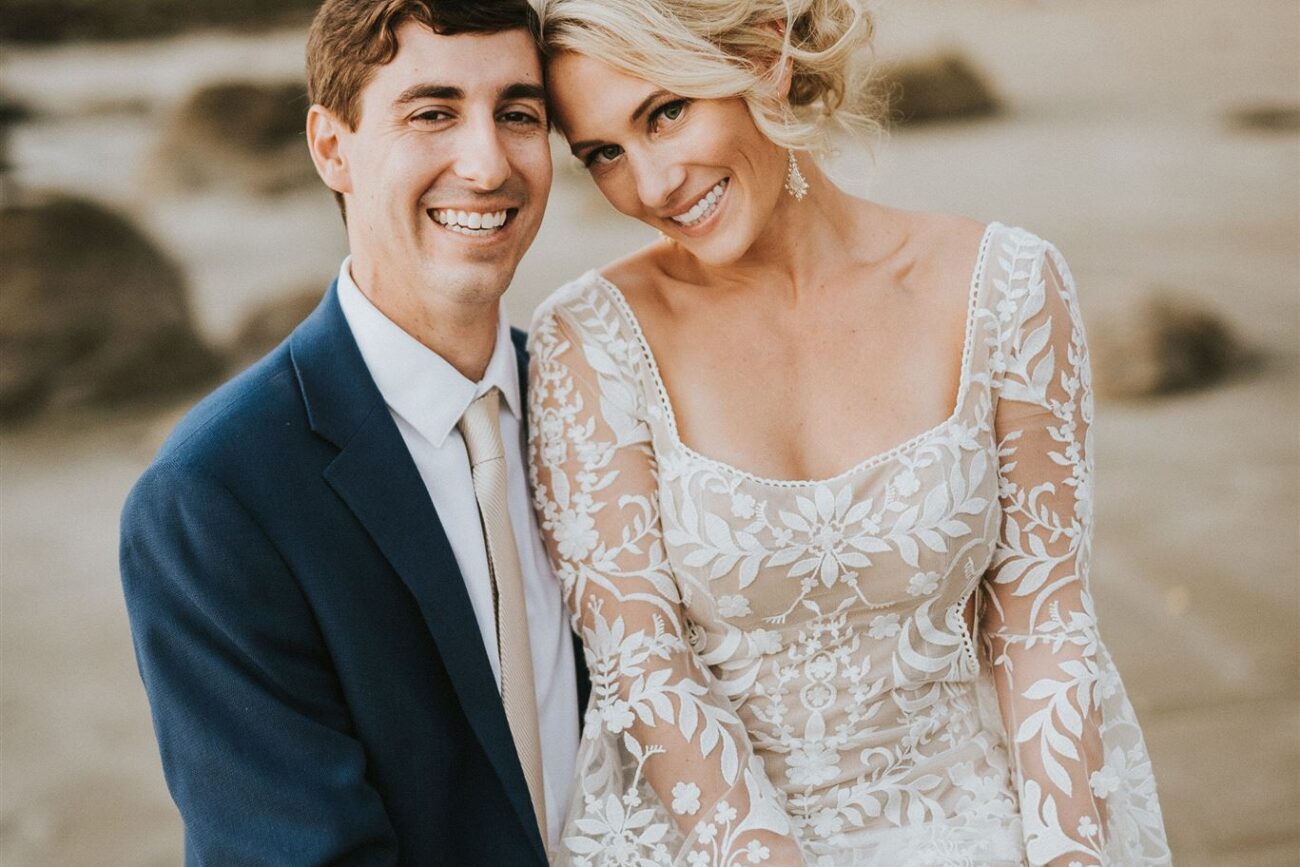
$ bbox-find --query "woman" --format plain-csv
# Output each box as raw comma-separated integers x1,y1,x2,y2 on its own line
525,1,1170,864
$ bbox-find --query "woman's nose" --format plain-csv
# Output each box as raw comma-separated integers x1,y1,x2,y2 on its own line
630,152,687,212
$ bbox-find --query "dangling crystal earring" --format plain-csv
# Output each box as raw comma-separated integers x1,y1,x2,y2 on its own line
784,149,809,200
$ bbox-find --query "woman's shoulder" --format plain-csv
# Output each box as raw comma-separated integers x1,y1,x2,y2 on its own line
528,268,626,346
882,210,1079,342
886,208,1059,266
530,269,602,330
913,211,991,290
845,206,984,290
895,211,1070,303
903,209,989,251
975,221,1075,301
979,220,1063,264
528,260,659,379
532,241,668,329
596,243,669,296
971,222,1083,356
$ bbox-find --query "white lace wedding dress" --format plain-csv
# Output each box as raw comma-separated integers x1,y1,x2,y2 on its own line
527,224,1170,867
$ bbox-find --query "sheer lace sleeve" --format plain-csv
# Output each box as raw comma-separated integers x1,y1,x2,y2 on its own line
983,239,1170,866
528,296,808,867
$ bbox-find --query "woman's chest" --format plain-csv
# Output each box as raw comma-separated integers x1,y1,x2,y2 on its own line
640,292,968,485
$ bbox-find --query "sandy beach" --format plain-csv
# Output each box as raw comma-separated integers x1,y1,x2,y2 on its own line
1,0,1296,863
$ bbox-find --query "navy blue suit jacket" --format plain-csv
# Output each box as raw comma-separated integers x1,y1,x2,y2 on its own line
121,282,589,866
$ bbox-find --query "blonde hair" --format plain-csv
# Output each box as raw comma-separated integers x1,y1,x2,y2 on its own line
534,0,880,156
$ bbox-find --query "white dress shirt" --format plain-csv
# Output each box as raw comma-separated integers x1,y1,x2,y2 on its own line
336,259,578,847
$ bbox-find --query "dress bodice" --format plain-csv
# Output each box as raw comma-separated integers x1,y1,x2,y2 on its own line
527,224,1169,866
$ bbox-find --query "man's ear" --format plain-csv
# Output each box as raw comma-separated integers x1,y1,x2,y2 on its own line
306,104,353,196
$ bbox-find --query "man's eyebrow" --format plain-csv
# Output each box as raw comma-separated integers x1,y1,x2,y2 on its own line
393,82,544,109
500,82,546,102
394,84,463,105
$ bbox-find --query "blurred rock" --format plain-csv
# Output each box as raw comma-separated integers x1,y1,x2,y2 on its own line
0,0,320,44
149,81,315,197
880,52,1001,126
1090,291,1248,399
229,286,325,365
0,195,221,422
0,94,30,206
1226,104,1300,133
0,94,35,128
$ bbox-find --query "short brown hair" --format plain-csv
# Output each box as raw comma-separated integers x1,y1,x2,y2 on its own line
306,0,541,214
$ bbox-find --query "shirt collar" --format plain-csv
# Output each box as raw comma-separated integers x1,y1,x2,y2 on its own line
335,257,521,449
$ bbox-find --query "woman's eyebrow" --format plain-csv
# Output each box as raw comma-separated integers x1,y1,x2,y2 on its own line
567,89,673,155
629,89,672,123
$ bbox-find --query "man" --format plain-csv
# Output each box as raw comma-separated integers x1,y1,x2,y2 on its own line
119,2,586,863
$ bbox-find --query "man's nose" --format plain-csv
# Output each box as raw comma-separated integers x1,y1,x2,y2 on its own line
451,117,512,191
631,151,686,212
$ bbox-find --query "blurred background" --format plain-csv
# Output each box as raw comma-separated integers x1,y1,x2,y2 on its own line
1,0,1296,864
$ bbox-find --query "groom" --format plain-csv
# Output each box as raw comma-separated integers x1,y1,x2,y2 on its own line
119,1,585,864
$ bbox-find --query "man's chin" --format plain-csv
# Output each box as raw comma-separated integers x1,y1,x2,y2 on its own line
424,258,518,305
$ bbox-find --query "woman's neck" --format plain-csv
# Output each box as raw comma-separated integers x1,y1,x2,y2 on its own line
678,163,894,305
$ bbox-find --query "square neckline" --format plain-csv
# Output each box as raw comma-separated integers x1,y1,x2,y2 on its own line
592,221,999,488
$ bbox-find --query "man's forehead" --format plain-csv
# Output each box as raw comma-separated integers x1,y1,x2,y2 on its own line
369,22,542,98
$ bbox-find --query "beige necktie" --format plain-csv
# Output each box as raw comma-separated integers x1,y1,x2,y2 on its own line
458,388,547,841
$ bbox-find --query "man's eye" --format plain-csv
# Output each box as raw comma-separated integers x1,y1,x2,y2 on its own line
500,111,540,125
586,144,624,167
415,110,451,122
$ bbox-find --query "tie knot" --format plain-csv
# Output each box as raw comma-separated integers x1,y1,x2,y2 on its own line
458,387,505,468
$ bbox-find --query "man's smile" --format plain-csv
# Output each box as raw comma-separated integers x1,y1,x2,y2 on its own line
428,206,519,237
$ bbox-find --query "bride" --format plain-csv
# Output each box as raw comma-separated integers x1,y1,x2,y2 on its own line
525,1,1170,864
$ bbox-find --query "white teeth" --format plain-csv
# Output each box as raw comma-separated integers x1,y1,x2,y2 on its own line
670,179,728,226
431,208,509,233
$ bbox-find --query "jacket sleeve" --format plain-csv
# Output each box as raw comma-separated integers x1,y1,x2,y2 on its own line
528,304,808,867
120,460,398,866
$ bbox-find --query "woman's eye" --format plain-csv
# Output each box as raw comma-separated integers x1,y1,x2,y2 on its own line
587,144,624,167
652,99,688,128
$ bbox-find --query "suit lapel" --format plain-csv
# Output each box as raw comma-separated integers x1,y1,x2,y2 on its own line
293,288,546,864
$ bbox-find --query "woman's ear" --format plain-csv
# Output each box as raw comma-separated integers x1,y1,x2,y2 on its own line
772,53,794,101
306,104,353,196
760,18,795,101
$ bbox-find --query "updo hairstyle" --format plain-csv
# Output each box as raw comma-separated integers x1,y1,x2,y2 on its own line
533,0,881,156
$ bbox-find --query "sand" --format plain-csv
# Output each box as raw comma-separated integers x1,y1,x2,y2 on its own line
1,0,1296,863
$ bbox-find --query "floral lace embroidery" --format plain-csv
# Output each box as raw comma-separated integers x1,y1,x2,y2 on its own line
528,224,1170,867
